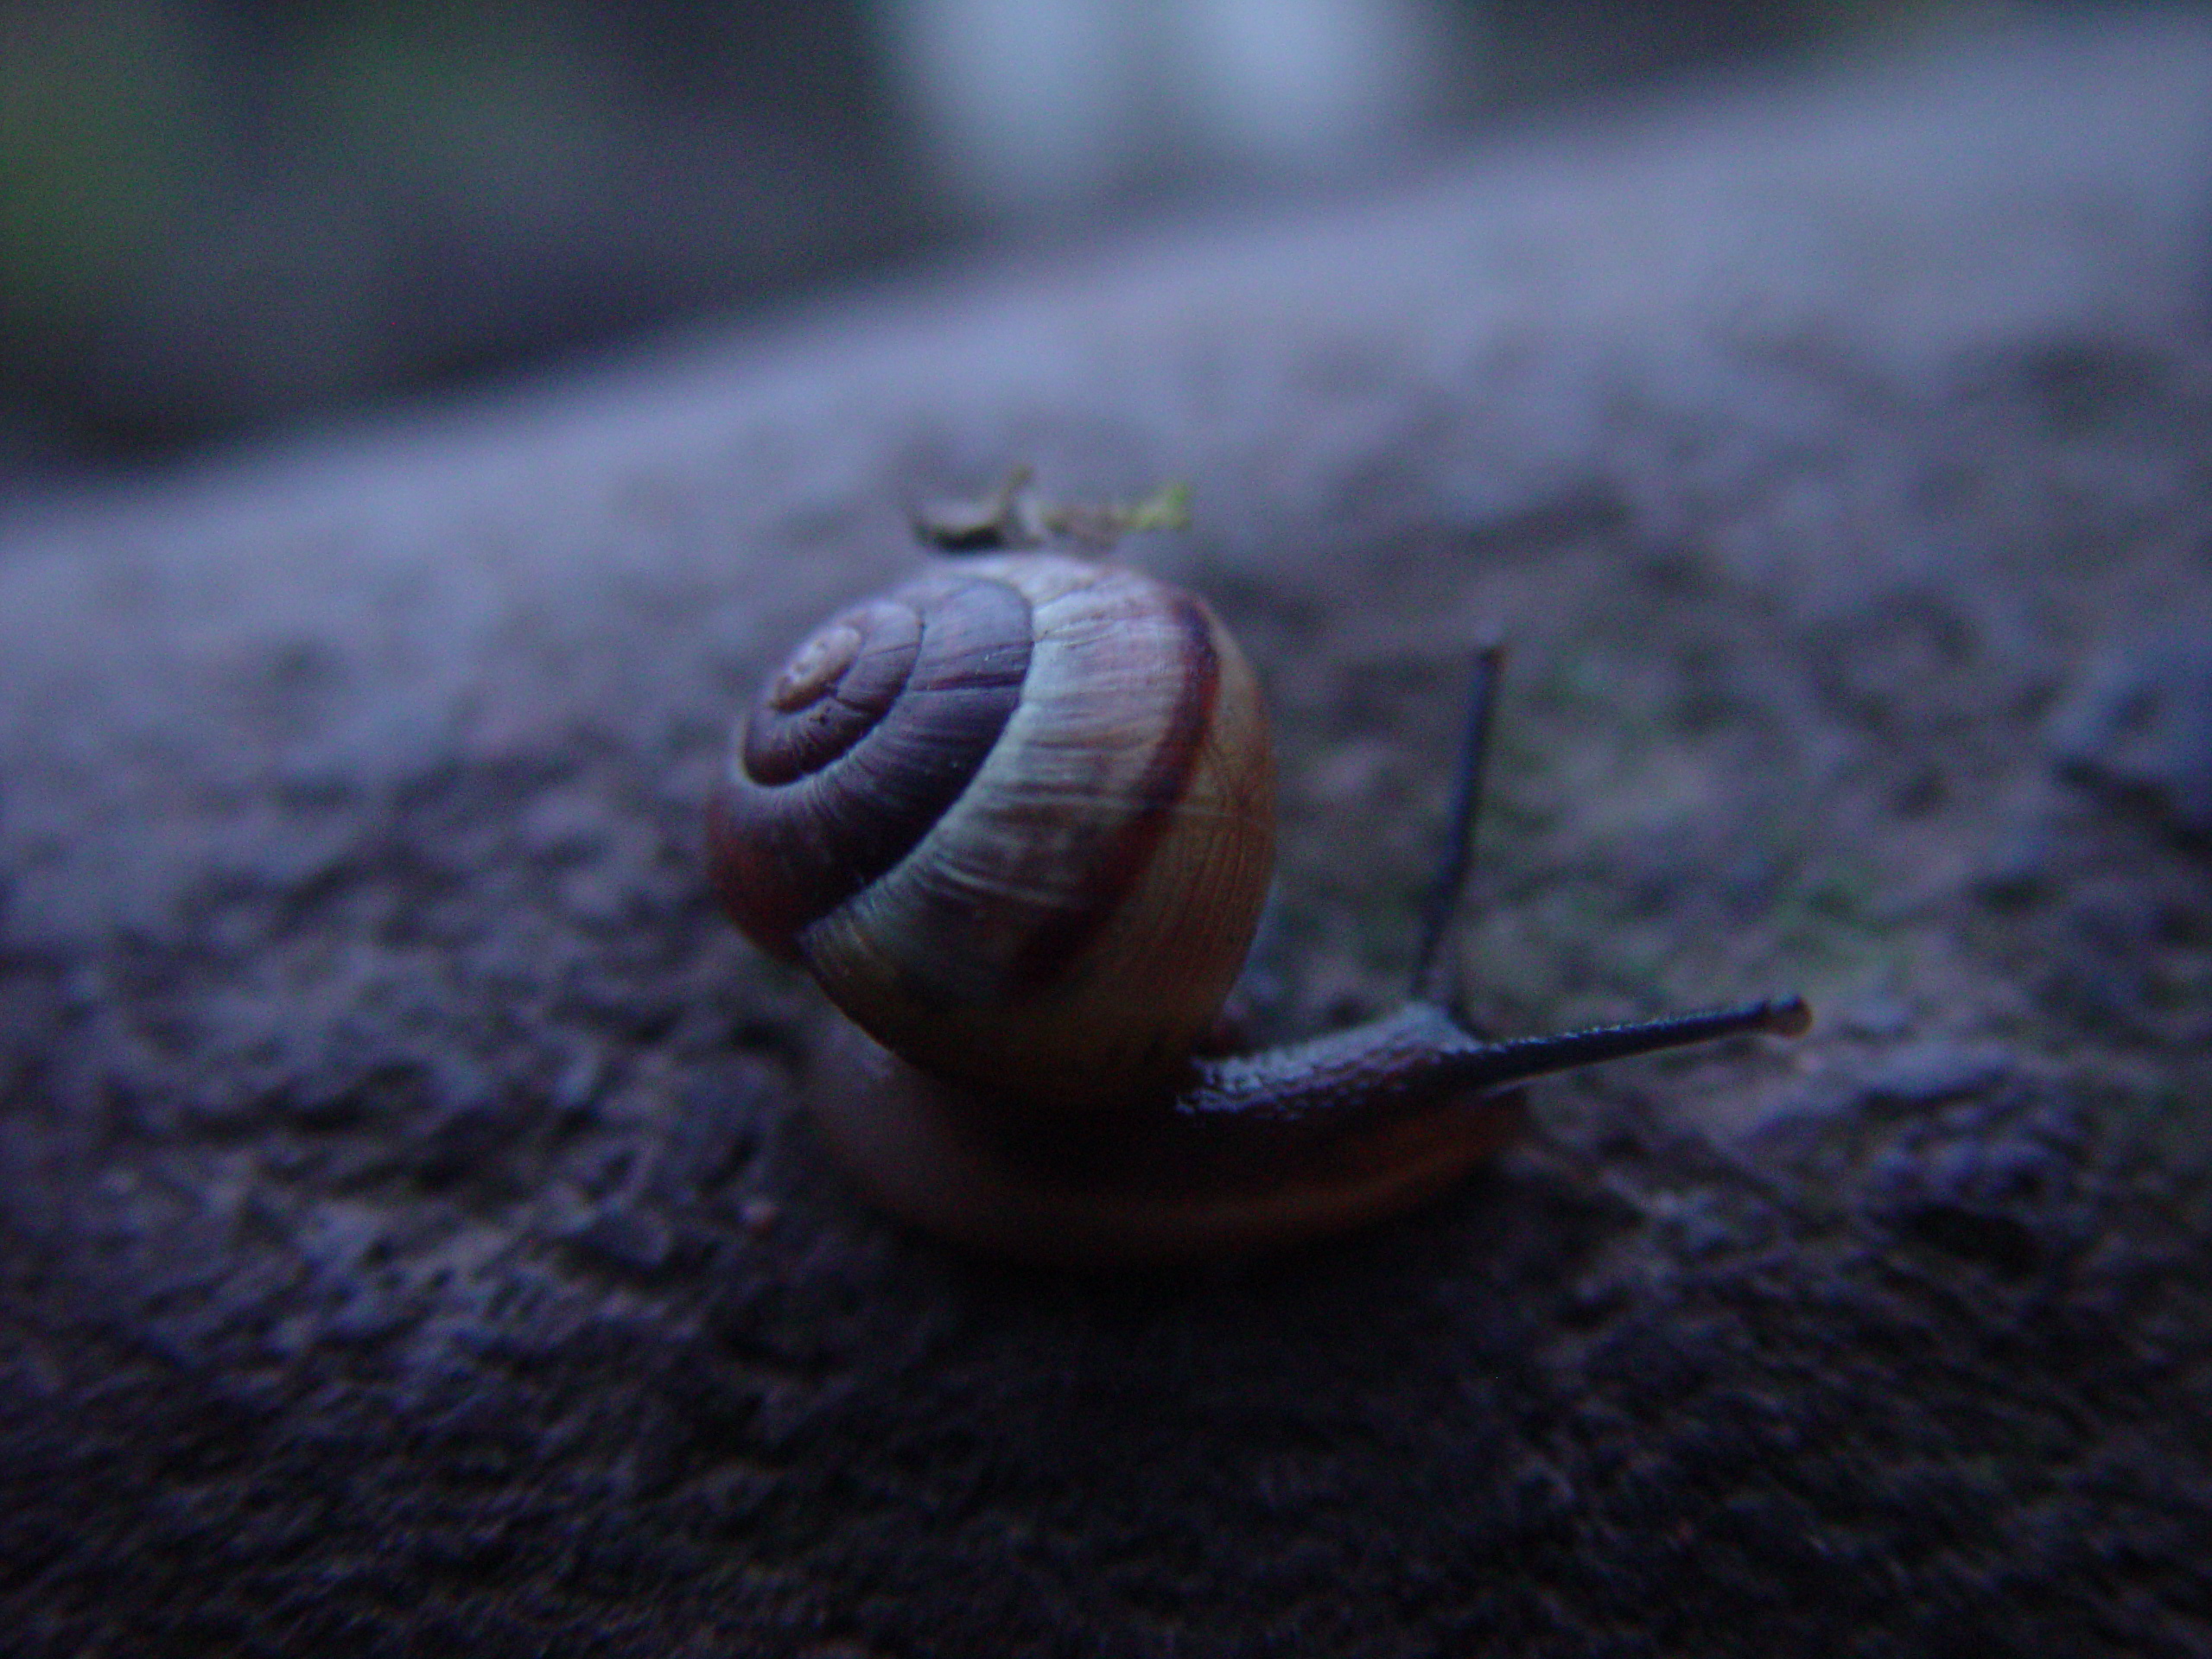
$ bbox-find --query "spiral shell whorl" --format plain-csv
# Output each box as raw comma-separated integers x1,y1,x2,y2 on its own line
708,575,1032,956
709,554,1275,1116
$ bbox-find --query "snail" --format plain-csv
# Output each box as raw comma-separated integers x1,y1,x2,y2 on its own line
708,505,1808,1263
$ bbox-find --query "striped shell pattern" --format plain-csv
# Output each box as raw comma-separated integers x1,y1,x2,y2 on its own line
708,553,1276,1117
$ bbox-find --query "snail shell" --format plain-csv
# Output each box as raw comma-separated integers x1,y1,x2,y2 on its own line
709,552,1274,1122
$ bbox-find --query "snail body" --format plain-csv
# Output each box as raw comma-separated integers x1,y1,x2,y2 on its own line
710,548,1807,1263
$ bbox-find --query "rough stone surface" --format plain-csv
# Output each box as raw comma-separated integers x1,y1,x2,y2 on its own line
2051,632,2212,841
6,18,2212,1657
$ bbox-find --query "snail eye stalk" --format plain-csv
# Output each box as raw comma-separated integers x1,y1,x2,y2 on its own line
1410,640,1506,1010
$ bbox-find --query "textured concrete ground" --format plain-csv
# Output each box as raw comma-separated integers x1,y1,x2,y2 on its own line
4,16,2212,1656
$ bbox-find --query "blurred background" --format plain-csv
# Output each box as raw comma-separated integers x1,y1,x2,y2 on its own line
0,1,2127,490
